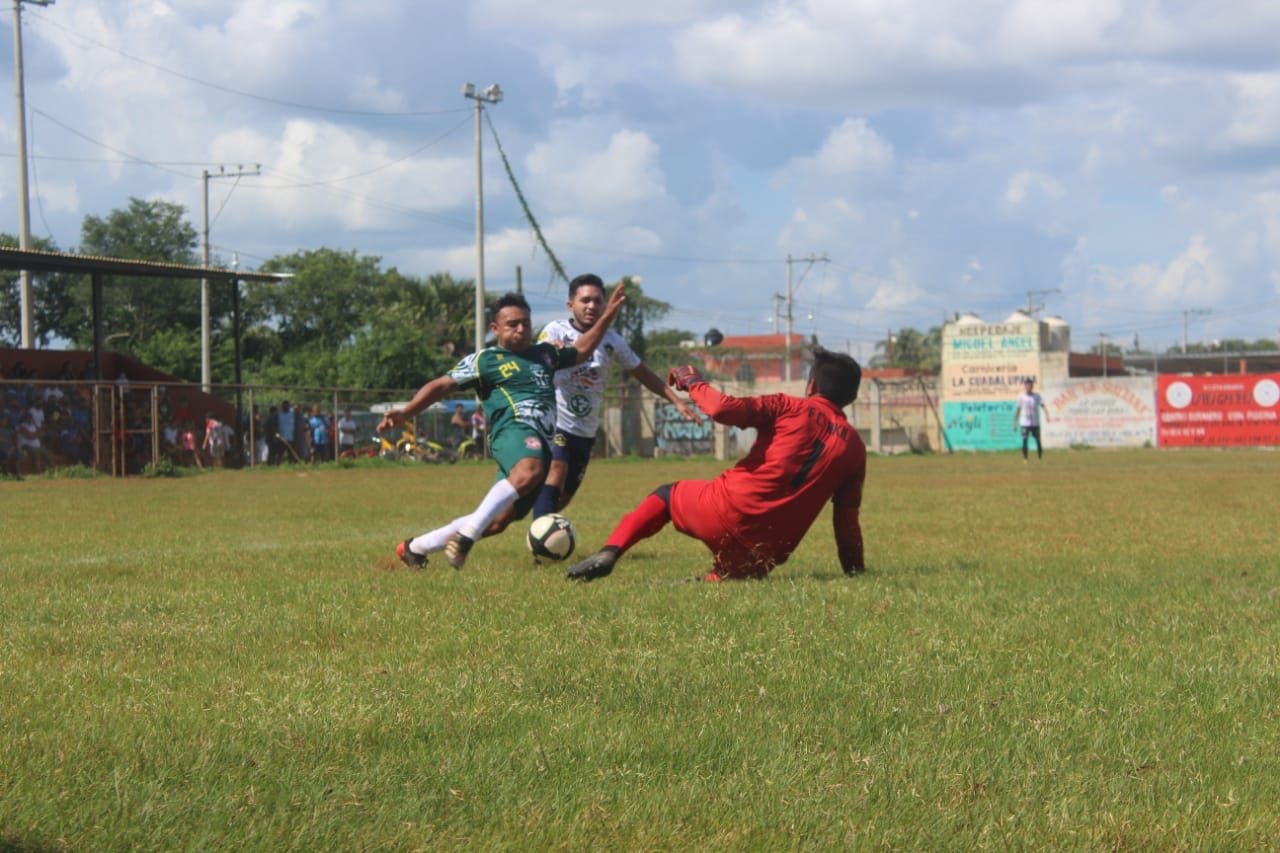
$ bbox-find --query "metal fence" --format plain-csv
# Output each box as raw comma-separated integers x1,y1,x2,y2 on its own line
0,379,485,478
1,373,950,479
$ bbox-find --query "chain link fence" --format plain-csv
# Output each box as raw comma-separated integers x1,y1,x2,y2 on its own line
1,372,948,479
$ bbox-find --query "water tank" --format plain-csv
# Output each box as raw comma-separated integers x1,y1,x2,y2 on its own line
1043,315,1070,352
1005,309,1035,324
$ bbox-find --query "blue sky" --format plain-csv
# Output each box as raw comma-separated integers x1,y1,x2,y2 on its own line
3,0,1280,360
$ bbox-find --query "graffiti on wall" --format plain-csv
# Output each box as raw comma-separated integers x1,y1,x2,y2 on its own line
655,400,712,455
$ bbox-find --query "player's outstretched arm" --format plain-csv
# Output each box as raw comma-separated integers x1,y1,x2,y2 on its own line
632,363,704,423
377,374,458,433
570,281,627,364
833,502,865,575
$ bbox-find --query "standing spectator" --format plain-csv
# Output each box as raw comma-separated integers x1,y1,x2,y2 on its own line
1014,378,1050,462
0,412,20,478
567,349,867,582
337,408,358,458
162,421,181,463
202,413,228,468
308,404,331,463
470,407,487,455
450,403,469,448
16,410,50,474
275,401,299,463
180,422,202,468
250,405,268,464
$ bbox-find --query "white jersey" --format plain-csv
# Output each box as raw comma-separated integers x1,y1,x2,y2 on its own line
537,318,641,437
1017,391,1044,427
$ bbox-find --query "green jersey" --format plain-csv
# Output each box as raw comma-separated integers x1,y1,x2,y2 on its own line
448,342,578,444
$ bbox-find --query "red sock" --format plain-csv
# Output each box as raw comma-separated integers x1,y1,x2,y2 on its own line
604,492,671,554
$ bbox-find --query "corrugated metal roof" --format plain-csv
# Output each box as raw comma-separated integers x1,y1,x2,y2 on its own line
0,246,284,281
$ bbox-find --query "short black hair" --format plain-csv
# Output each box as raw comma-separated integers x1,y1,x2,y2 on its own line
491,292,531,321
568,273,605,299
810,346,861,407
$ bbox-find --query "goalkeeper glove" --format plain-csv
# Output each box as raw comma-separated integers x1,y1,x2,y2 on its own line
667,364,706,392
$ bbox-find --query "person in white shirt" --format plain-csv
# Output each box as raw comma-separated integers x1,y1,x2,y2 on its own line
337,409,358,458
1013,377,1050,461
531,273,702,519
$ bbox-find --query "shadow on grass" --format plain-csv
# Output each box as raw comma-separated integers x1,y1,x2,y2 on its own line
1,836,61,853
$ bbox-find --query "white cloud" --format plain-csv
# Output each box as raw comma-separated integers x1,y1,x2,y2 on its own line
525,126,666,212
863,260,925,312
1226,73,1280,147
779,118,895,185
1004,170,1064,206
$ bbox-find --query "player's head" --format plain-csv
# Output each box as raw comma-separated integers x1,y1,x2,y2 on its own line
1024,378,1035,389
808,346,861,407
567,273,607,330
490,292,534,352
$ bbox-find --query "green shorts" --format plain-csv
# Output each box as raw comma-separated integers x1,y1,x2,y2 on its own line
491,425,551,520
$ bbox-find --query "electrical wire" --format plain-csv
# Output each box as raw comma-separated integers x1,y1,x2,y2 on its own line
28,10,467,119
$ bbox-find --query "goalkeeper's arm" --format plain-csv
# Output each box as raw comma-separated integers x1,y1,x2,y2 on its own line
833,502,865,575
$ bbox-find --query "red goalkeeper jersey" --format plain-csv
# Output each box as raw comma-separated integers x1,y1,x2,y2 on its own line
672,383,866,569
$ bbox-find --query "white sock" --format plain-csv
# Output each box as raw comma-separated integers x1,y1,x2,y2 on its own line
410,518,465,554
458,478,519,541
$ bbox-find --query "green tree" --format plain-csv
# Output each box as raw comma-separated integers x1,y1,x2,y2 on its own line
641,327,699,375
336,272,476,389
0,233,75,347
612,277,673,362
76,198,202,338
873,326,942,372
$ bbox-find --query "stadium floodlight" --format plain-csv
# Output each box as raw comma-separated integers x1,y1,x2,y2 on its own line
463,82,503,356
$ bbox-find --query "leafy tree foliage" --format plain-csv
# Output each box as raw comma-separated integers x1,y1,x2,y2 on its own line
68,198,204,362
0,233,75,347
612,276,673,362
872,326,943,372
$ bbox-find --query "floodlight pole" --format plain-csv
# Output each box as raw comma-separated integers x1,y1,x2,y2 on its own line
464,82,503,356
12,0,54,349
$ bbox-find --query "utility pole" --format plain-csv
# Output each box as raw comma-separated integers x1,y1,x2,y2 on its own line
11,0,54,349
201,164,260,391
784,253,828,381
1024,287,1061,317
463,82,503,356
1098,332,1111,379
1182,308,1210,354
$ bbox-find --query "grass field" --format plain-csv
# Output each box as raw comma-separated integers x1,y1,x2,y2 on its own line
3,449,1279,850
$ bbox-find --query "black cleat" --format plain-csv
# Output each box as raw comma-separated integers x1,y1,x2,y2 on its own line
396,539,427,569
444,533,474,569
566,549,618,582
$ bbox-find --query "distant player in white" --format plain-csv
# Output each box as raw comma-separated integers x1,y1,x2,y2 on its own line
1014,377,1050,461
531,273,702,519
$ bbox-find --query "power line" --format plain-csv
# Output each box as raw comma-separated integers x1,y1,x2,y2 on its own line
31,109,202,180
28,10,468,118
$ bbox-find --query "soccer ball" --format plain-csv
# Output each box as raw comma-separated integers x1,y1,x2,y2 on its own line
527,513,576,561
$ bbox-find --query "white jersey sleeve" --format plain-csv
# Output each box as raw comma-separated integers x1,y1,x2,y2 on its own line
539,319,641,437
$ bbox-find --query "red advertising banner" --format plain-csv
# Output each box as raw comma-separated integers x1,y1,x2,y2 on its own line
1157,374,1280,447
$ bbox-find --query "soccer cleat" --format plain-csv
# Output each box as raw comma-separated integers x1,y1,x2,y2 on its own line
396,539,427,569
444,533,474,569
565,549,618,582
